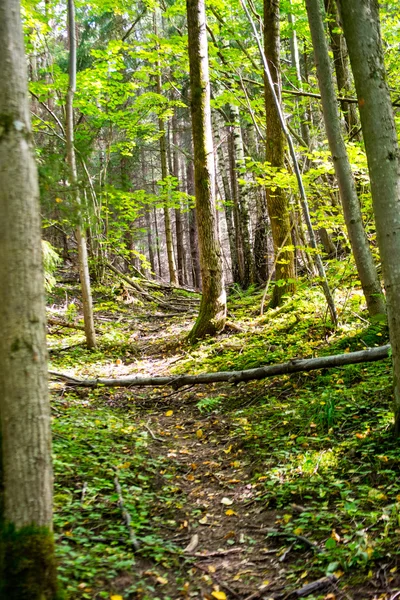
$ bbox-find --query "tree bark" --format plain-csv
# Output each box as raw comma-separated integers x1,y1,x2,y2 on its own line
186,0,227,341
66,0,96,348
264,0,296,307
230,103,255,288
0,0,58,595
337,0,400,431
50,344,390,389
172,110,186,285
324,0,360,138
305,0,385,318
185,137,202,289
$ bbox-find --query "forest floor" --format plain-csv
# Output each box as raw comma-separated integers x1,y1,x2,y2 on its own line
48,276,400,600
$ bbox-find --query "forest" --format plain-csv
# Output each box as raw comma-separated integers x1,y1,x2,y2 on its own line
1,0,400,598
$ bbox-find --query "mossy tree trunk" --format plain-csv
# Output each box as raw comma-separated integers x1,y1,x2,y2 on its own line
306,0,385,318
264,0,296,307
186,0,227,341
337,0,400,431
0,0,59,597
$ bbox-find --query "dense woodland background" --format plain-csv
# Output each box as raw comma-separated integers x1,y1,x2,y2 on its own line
3,0,400,598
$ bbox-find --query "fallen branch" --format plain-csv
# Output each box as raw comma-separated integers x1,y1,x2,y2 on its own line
285,575,338,598
49,344,390,389
107,263,189,313
47,317,86,331
113,470,140,551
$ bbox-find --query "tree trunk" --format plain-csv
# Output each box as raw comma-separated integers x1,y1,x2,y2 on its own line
213,113,239,282
324,0,360,138
337,0,400,431
264,0,296,307
186,155,202,289
172,111,186,285
186,0,227,341
66,0,96,348
155,14,178,286
305,0,385,318
230,103,255,288
0,0,58,596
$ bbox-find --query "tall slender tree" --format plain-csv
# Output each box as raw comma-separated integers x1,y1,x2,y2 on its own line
305,0,385,318
337,0,400,431
66,0,96,348
0,0,59,596
186,0,227,341
264,0,296,307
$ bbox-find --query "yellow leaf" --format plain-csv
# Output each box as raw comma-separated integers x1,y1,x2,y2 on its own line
55,197,63,203
223,445,232,454
110,596,123,600
116,358,122,365
196,429,203,438
165,410,173,417
212,592,227,600
294,527,303,535
156,576,168,585
262,580,270,586
208,565,216,573
225,509,237,516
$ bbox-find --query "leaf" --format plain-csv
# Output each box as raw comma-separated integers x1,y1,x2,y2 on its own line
165,410,173,416
221,497,233,506
156,576,168,585
212,592,227,600
111,596,123,600
225,509,237,516
196,429,203,439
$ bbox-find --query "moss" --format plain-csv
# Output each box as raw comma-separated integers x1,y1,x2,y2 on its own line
0,523,63,600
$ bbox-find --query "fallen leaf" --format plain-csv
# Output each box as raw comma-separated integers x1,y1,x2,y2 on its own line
156,576,168,585
211,592,227,600
111,596,123,600
225,509,237,516
221,497,233,506
196,429,203,439
165,410,173,417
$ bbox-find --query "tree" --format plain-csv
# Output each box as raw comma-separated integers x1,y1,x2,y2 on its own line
337,0,400,431
305,0,385,318
186,0,227,342
263,0,296,307
0,0,59,597
66,0,96,348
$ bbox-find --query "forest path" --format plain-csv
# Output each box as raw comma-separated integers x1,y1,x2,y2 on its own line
48,285,398,600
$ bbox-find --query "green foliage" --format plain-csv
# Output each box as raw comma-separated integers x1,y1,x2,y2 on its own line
42,240,61,292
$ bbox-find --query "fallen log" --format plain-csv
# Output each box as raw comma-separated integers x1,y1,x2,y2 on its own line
49,344,390,389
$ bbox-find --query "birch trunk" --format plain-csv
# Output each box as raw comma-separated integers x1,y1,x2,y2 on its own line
0,0,58,595
337,0,400,431
186,0,227,341
305,0,385,318
66,0,96,348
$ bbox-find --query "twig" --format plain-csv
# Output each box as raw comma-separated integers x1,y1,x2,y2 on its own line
113,469,140,551
263,528,321,553
191,547,242,558
144,420,164,443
